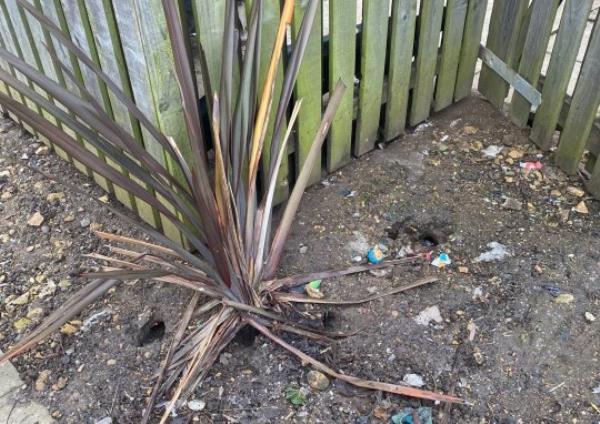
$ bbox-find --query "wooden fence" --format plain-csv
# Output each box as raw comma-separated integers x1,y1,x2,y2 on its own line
478,0,600,198
1,0,596,245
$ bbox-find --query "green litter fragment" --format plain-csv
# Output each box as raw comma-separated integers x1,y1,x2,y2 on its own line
308,280,322,289
284,387,307,406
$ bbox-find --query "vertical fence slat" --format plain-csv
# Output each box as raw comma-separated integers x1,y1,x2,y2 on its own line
434,0,468,111
478,0,528,109
409,0,444,126
508,0,559,128
59,0,114,193
589,153,600,198
454,0,488,101
327,0,356,171
555,17,600,175
192,0,226,96
85,0,160,229
0,1,46,137
530,0,592,149
355,0,390,156
20,0,73,162
293,0,322,185
384,0,417,141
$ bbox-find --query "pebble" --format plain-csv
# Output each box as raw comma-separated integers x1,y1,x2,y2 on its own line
187,399,206,412
95,418,112,424
51,376,69,391
307,370,330,391
501,197,522,211
463,125,478,135
27,211,45,227
80,218,91,228
46,192,65,202
567,186,585,197
106,359,117,366
34,370,51,391
402,373,425,388
60,322,80,335
574,201,589,214
41,225,50,234
414,305,443,326
554,293,574,304
11,291,31,305
64,214,75,223
13,317,32,331
585,312,596,322
299,245,308,254
35,146,49,155
27,307,44,320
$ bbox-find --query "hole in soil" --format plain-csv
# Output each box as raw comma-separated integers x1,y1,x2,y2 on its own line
136,319,165,346
234,326,258,347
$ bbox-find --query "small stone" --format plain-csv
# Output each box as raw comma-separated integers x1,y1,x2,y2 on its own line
554,293,574,304
550,189,562,198
567,186,585,197
80,218,91,228
473,347,484,365
13,317,32,331
11,291,31,305
458,266,469,274
573,201,589,214
414,305,443,326
0,191,12,200
585,312,596,323
46,192,65,202
90,222,102,232
58,278,71,289
106,359,117,366
305,284,324,299
39,280,57,298
508,148,524,159
27,211,45,227
60,322,80,335
41,225,50,234
307,370,330,391
219,352,232,366
98,194,110,204
35,370,51,391
463,125,478,135
95,418,112,424
0,170,10,182
402,373,425,388
64,214,75,223
299,245,308,254
35,146,49,155
51,376,69,391
51,410,62,418
501,197,522,211
27,307,44,320
187,399,206,412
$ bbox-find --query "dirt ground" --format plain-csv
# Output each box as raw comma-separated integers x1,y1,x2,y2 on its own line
1,96,599,424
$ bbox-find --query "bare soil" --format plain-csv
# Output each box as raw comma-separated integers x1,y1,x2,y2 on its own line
1,96,599,423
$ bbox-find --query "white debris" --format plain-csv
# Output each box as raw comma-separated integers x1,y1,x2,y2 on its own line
414,121,432,133
482,145,503,158
474,242,510,263
82,309,112,331
95,418,112,424
593,385,600,394
187,399,206,411
414,305,443,326
402,373,425,388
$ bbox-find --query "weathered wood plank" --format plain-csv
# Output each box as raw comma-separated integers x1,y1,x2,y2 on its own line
384,0,416,141
434,0,468,111
530,0,592,149
508,0,559,128
409,0,444,126
192,0,226,96
589,153,600,199
292,0,322,185
355,0,390,156
327,0,356,171
478,46,542,108
454,0,488,101
86,0,160,228
59,0,114,193
555,17,600,175
478,0,528,109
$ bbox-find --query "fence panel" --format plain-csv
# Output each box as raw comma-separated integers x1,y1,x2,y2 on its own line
327,0,356,172
530,0,593,149
355,0,390,156
508,0,559,128
409,0,444,126
434,0,468,111
384,0,416,142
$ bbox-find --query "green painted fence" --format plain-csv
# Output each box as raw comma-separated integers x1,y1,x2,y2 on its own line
5,0,594,245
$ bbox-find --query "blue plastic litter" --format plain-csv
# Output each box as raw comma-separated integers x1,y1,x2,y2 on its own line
367,246,384,264
390,407,433,424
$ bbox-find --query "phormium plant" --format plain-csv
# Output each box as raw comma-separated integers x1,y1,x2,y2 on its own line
0,0,461,421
